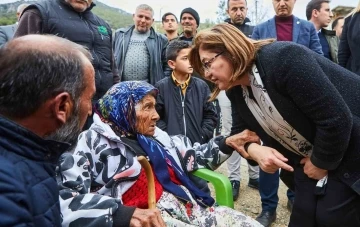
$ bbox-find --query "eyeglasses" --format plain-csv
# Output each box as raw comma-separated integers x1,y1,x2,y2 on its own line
202,52,223,72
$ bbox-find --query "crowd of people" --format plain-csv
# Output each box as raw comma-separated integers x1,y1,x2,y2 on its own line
0,0,360,226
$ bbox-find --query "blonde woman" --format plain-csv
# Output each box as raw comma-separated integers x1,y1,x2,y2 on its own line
189,23,360,226
338,0,360,75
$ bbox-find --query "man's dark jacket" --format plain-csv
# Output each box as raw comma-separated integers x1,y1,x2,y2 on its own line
0,116,67,226
155,76,218,144
320,28,339,64
15,0,119,101
113,26,171,85
228,41,360,194
225,17,254,37
338,13,360,76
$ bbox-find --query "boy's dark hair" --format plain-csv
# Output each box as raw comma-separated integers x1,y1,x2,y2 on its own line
332,16,344,29
306,0,330,20
162,12,178,23
166,40,191,61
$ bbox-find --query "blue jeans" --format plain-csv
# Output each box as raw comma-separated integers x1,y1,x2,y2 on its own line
259,169,295,213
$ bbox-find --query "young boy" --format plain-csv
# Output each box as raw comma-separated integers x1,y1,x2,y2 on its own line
155,40,217,145
155,40,218,195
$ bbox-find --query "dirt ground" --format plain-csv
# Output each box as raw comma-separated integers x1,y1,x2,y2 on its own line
209,158,291,227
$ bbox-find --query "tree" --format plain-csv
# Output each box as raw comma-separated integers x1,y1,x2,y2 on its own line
247,0,270,25
216,0,228,23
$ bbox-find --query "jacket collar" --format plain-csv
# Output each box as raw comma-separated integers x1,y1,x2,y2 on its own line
118,25,157,39
224,17,251,24
0,116,69,163
321,28,336,36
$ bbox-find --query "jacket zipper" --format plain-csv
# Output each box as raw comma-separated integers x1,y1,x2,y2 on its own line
180,89,187,136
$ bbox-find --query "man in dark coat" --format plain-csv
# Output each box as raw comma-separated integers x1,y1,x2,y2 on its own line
14,0,119,109
0,34,95,226
222,0,260,203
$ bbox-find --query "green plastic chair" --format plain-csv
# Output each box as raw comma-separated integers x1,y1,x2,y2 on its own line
192,168,234,208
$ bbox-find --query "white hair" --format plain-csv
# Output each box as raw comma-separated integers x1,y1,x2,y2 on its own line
17,3,30,13
135,4,154,17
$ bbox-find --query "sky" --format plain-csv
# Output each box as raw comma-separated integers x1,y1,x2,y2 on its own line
0,0,357,22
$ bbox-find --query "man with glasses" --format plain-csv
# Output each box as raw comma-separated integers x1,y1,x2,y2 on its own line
221,0,260,202
251,0,323,226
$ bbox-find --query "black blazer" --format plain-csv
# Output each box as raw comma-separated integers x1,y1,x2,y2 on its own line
228,42,360,194
338,13,360,76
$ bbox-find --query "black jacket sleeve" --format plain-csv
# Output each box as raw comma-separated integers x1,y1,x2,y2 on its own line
272,44,353,170
14,8,43,37
200,84,218,143
338,16,351,69
155,81,167,130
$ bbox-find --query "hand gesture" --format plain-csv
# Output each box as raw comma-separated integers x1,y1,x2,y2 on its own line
300,157,327,180
129,208,166,227
226,129,261,159
247,144,294,173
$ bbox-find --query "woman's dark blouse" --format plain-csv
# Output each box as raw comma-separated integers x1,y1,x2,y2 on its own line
228,41,360,194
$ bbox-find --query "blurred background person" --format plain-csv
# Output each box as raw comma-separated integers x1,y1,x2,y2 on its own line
332,16,344,38
222,0,260,202
0,3,29,47
307,0,338,63
162,12,179,41
338,1,360,76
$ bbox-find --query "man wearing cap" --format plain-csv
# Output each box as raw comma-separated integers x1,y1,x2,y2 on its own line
179,7,200,43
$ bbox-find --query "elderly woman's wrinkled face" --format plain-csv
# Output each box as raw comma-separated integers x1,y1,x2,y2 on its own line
135,94,159,136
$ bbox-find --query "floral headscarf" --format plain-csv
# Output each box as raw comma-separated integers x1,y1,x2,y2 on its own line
94,81,157,136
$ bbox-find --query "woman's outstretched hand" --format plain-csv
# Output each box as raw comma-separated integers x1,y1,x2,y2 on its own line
300,157,328,180
247,143,294,173
225,129,261,159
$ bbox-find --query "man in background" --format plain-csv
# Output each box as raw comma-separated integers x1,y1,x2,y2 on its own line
114,4,170,85
307,0,339,63
14,0,119,129
0,34,95,226
222,0,260,202
0,3,29,47
178,7,200,43
332,16,344,38
162,12,179,41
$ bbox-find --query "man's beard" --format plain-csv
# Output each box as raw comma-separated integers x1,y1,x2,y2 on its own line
45,102,82,150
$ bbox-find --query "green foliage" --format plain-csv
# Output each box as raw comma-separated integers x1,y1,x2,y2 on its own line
92,2,133,30
0,12,17,26
216,0,228,23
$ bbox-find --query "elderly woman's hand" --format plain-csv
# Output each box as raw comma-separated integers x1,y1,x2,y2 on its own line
247,143,294,173
225,129,261,159
130,208,166,227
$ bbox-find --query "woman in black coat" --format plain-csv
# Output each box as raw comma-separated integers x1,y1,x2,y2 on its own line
338,1,360,76
189,23,360,227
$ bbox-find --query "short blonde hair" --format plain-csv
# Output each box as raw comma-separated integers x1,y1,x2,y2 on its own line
189,23,274,100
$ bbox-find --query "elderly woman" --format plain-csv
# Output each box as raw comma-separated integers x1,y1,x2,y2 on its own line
57,81,262,227
188,23,360,227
